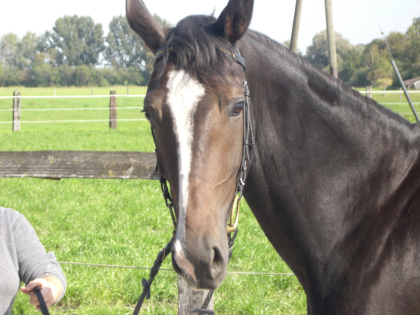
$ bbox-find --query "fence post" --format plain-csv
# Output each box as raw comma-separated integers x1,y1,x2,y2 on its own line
178,276,214,315
109,91,117,129
13,90,21,132
366,86,372,98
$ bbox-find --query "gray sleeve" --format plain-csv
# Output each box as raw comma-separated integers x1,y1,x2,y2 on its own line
11,210,67,303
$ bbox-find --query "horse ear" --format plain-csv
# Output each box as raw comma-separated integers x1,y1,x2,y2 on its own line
126,0,170,53
212,0,254,45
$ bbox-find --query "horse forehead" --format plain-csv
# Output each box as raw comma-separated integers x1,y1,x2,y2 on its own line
167,70,205,105
165,69,206,124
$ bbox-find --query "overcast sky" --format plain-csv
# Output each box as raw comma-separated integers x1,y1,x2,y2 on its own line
0,0,418,53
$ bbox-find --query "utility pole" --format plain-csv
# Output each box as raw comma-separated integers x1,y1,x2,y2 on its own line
324,0,338,78
290,0,303,53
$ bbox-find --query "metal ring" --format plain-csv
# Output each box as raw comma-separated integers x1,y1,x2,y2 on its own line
227,194,241,233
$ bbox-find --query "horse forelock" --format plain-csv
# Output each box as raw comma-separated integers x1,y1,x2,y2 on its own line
151,15,240,85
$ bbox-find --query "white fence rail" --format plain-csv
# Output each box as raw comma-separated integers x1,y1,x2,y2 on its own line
0,95,145,99
358,90,420,94
0,91,146,130
1,89,420,130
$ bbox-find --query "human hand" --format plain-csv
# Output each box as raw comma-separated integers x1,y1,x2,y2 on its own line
20,276,62,311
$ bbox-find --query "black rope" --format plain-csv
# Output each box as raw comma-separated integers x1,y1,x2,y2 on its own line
33,287,50,315
133,236,175,315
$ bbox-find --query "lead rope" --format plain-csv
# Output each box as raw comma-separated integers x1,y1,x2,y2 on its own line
133,175,177,315
33,287,50,315
132,234,175,315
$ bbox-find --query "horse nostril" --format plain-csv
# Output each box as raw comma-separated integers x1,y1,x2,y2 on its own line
210,247,224,278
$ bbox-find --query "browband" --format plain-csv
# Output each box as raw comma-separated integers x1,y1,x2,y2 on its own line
153,46,246,70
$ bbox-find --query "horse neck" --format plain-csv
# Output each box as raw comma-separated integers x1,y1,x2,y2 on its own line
241,34,420,279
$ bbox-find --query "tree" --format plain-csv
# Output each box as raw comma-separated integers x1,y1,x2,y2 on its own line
0,33,20,68
387,31,409,61
18,32,39,69
340,47,363,85
104,15,147,69
32,64,58,87
0,63,5,86
305,30,353,71
105,14,172,85
73,65,92,86
49,15,105,66
406,17,420,64
361,39,388,69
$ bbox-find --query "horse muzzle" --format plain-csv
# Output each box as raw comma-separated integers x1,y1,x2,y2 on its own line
171,236,227,290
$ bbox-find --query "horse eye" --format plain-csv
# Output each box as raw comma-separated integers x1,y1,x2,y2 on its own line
144,110,154,124
231,102,244,116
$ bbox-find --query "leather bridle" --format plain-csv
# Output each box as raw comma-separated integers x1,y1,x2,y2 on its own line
153,45,254,234
133,45,254,315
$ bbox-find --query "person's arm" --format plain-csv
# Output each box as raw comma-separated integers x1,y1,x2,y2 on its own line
10,209,66,308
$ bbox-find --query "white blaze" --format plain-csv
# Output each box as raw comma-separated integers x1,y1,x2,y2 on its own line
166,69,205,241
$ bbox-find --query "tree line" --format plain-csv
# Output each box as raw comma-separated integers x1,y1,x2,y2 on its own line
0,15,419,88
302,17,420,88
0,14,170,87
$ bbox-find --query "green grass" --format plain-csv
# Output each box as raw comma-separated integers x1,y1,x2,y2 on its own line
354,87,420,123
1,86,305,314
3,85,420,314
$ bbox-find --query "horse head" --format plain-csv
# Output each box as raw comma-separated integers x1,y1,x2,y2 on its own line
127,0,254,290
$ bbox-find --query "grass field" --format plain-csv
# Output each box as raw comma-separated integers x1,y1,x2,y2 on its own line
2,85,420,314
1,86,305,314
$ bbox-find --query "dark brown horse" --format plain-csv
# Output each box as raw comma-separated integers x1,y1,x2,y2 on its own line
127,0,420,313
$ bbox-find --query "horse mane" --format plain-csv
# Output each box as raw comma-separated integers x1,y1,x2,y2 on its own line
156,14,412,129
245,30,413,128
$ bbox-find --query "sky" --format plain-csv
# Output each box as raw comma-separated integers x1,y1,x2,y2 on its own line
0,0,418,53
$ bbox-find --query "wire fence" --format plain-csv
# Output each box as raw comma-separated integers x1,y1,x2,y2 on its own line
1,92,147,128
0,95,146,99
1,91,420,127
58,261,295,276
0,119,147,124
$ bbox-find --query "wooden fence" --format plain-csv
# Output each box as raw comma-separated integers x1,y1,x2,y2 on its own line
0,150,213,314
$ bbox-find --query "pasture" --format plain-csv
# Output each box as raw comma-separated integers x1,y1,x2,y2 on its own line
1,86,419,314
0,86,304,314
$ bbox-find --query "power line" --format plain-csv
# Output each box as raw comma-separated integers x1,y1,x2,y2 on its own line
367,0,419,121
